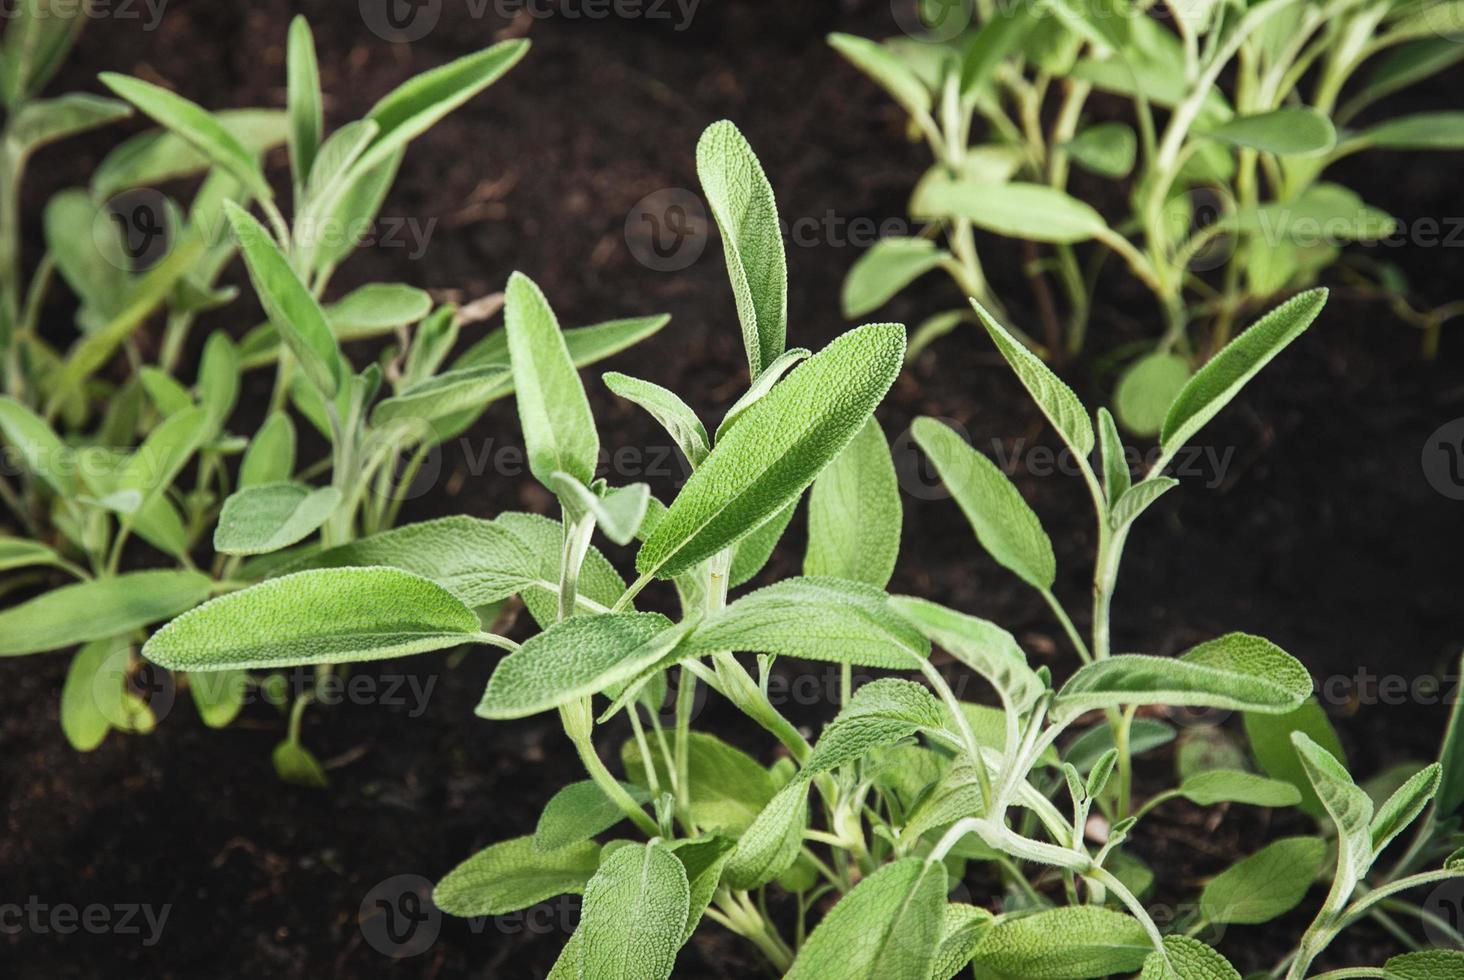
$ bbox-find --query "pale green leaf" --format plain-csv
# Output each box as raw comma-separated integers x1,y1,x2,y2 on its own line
724,778,809,890
435,836,600,916
715,347,812,440
1199,836,1325,925
696,120,787,376
549,475,650,546
143,568,482,671
1098,407,1131,503
371,365,511,429
972,300,1095,457
841,237,948,318
189,669,247,729
889,595,1042,712
805,419,901,588
971,906,1151,978
1065,122,1137,178
0,394,75,496
1201,108,1335,155
272,740,328,788
1139,935,1242,980
534,780,653,852
90,108,288,200
785,858,947,980
0,570,211,657
504,271,598,486
1114,352,1190,437
1054,633,1311,722
688,577,929,670
1362,111,1464,151
498,512,627,624
213,482,341,555
285,16,322,185
8,92,129,155
932,904,995,980
356,39,529,178
638,323,904,579
60,636,127,751
806,679,947,775
827,33,932,118
1176,769,1301,808
603,371,709,467
1111,477,1179,530
1370,763,1441,858
0,537,66,573
477,613,682,719
224,202,343,398
1162,289,1327,453
579,842,689,980
911,416,1055,589
913,177,1108,244
727,500,796,587
284,516,539,608
98,73,272,201
1244,699,1346,820
239,412,296,487
1294,731,1376,899
622,731,775,836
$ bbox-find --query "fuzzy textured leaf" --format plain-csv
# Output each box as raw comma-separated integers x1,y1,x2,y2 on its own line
435,836,600,916
805,419,901,588
0,570,212,657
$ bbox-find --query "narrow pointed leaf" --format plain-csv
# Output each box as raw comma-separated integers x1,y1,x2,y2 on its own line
973,300,1094,457
841,237,948,318
1111,477,1178,529
637,323,904,579
912,416,1055,589
1198,836,1326,925
889,595,1042,711
603,371,709,467
724,779,809,890
213,482,341,555
285,16,322,184
1161,290,1326,454
1370,763,1441,858
1176,769,1301,808
697,120,787,376
1244,699,1346,819
240,412,296,487
1201,107,1335,155
1294,731,1376,898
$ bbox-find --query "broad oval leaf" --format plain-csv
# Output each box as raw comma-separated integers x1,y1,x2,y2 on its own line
371,365,511,429
1139,935,1242,980
912,417,1055,589
1161,289,1326,454
1176,769,1301,808
785,858,947,980
0,570,212,657
1114,351,1190,437
1362,111,1464,151
143,568,482,671
60,636,127,751
805,418,901,588
932,904,995,980
534,780,653,853
913,177,1108,244
688,577,930,670
1201,107,1335,156
435,836,600,916
239,411,296,487
971,906,1150,979
806,678,948,774
476,613,684,719
622,731,776,836
1244,699,1345,819
1384,950,1464,980
637,323,904,579
579,842,690,980
213,482,341,555
697,120,787,377
841,237,948,319
827,33,932,118
1053,633,1311,722
1198,836,1325,925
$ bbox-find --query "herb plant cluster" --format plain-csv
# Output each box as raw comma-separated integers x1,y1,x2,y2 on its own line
134,112,1464,977
832,0,1464,433
0,12,667,778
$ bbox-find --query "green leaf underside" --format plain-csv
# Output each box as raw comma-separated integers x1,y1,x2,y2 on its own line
1199,836,1326,925
912,417,1055,589
1054,633,1310,721
435,836,600,916
637,323,905,579
687,577,930,670
143,568,480,670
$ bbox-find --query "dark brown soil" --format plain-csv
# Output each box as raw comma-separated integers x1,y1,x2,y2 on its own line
4,1,1463,977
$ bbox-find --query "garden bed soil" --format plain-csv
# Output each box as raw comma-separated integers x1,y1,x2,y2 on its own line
3,1,1463,977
